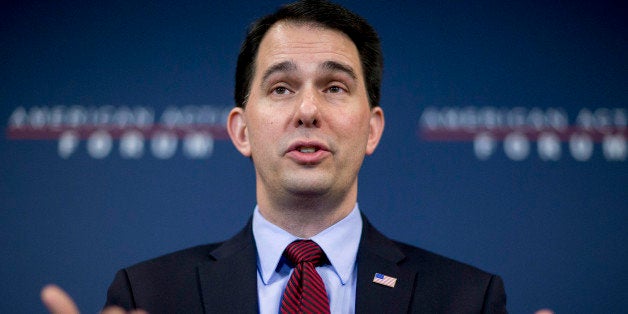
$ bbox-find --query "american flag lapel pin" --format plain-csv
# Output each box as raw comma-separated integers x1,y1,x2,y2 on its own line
372,273,397,288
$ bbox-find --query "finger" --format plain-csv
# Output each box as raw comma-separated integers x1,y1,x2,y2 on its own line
100,306,125,314
101,306,148,314
41,284,80,314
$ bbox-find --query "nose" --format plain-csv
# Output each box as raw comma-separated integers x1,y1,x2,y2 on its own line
295,88,320,127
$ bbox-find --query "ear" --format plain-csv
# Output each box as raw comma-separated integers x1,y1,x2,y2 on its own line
365,106,384,155
227,107,251,157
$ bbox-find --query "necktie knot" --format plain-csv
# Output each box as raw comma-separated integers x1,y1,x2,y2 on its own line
283,240,325,267
280,240,330,314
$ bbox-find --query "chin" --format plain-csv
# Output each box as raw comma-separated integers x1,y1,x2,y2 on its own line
283,178,332,197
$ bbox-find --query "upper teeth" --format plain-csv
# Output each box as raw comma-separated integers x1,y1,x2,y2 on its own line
299,147,316,153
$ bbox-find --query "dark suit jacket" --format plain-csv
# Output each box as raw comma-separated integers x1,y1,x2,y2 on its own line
105,216,507,313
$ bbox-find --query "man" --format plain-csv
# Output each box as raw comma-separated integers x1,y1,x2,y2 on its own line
43,0,507,313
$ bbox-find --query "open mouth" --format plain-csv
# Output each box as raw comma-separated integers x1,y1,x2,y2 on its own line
298,146,319,153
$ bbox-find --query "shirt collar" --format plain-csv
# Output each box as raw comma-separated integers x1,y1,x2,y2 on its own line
252,204,363,286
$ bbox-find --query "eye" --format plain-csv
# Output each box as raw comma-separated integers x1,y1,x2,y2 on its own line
272,86,291,95
326,85,346,94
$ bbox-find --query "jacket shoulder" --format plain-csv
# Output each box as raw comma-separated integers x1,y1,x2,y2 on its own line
392,241,507,313
126,242,222,274
360,217,507,312
393,240,493,278
106,242,223,312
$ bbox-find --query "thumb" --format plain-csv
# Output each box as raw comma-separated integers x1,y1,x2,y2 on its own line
41,284,80,314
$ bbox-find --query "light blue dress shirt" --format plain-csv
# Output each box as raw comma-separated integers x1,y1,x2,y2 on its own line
252,204,363,314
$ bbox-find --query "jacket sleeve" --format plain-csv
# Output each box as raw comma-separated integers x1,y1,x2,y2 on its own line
104,269,136,310
482,275,508,314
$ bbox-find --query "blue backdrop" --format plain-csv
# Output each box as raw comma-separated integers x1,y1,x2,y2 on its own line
1,1,626,313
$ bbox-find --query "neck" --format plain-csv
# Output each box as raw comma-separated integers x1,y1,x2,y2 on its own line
256,187,357,238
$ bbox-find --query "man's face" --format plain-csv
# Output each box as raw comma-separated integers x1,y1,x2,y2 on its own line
228,21,384,205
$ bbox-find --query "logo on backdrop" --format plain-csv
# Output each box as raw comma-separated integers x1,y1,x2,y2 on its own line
6,105,231,159
418,107,626,161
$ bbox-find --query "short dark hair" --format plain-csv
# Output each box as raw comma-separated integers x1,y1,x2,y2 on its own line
234,0,383,108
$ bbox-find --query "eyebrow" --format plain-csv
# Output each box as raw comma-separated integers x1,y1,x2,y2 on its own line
320,60,357,80
261,61,297,84
261,60,358,85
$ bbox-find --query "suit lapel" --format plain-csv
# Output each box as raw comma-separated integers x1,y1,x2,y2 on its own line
356,217,416,313
197,221,259,313
194,215,416,313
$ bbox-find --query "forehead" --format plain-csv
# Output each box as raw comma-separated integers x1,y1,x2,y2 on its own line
254,21,362,77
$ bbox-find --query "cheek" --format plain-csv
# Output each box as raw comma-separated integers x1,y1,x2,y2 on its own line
336,109,371,136
247,114,282,149
247,108,276,130
331,113,371,156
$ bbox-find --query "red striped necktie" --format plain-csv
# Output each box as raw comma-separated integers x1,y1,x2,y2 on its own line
280,240,330,314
